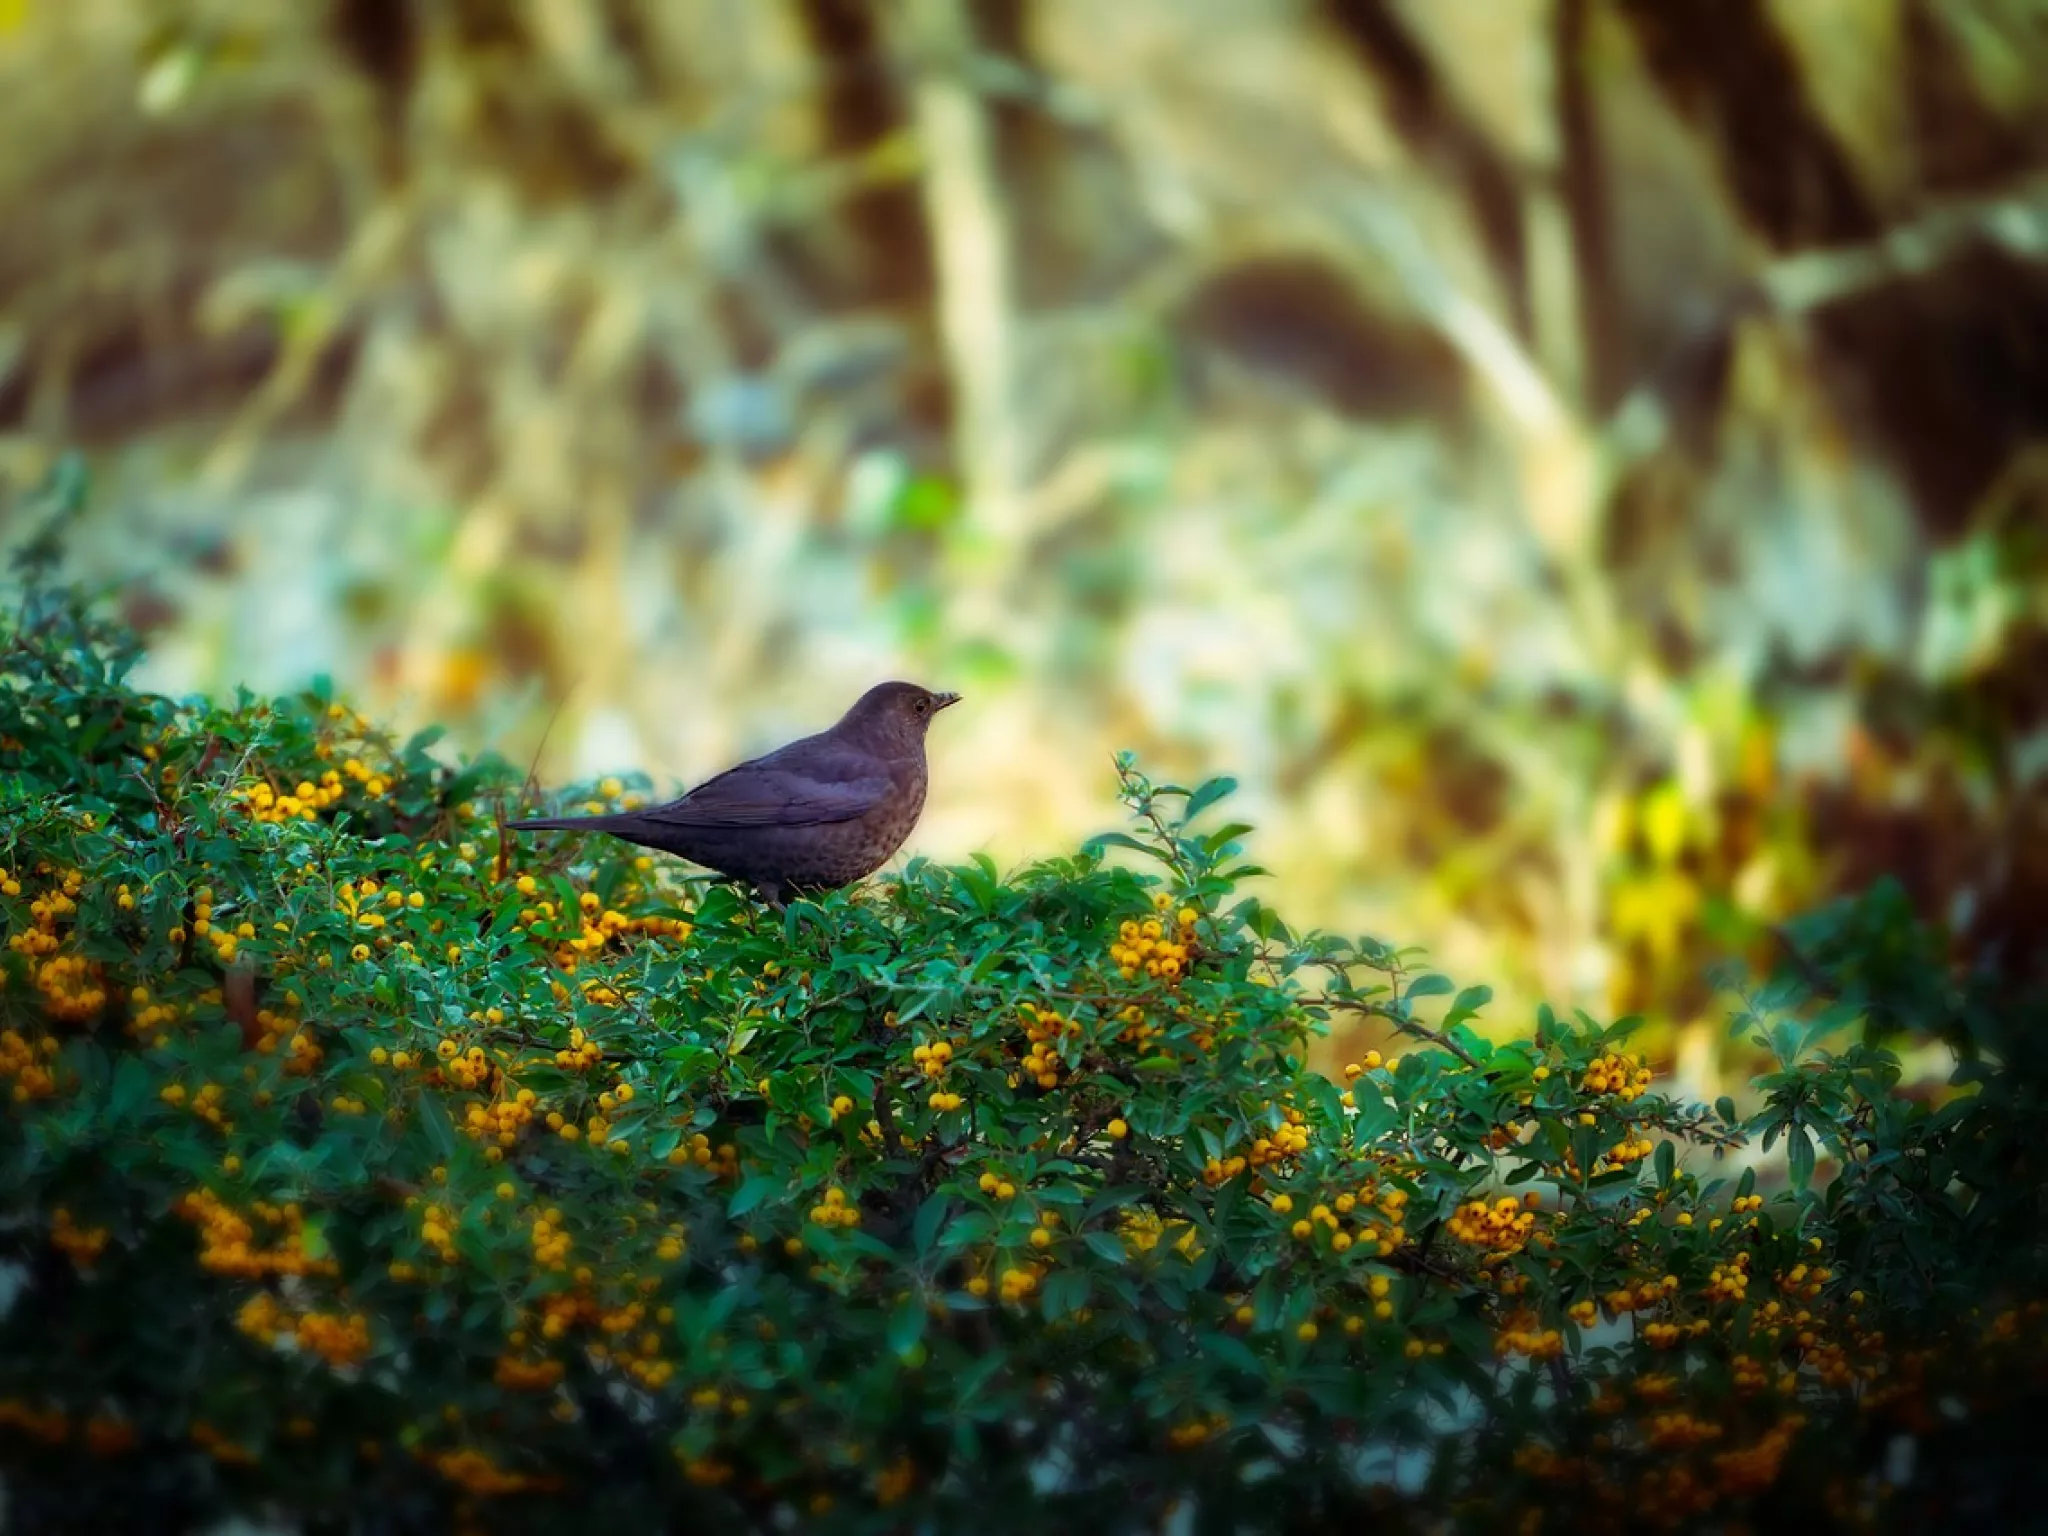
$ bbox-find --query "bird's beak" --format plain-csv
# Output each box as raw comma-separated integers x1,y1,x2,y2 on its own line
933,691,962,711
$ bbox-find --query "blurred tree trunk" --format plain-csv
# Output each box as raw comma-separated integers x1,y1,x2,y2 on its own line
1618,0,2048,535
790,0,933,305
1319,0,1533,344
1553,0,1620,412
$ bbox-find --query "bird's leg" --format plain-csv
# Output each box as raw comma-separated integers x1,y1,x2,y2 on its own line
755,880,788,913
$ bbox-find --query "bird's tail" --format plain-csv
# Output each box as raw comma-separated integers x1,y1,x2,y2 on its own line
506,814,629,833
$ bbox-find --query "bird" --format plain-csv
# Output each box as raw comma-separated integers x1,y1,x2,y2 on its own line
508,681,960,908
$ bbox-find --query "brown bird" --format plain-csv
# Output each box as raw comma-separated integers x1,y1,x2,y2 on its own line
508,682,960,907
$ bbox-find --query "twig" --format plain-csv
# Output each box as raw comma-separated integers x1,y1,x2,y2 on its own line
1296,993,1484,1071
871,1078,908,1162
870,976,1169,1012
1104,754,1193,887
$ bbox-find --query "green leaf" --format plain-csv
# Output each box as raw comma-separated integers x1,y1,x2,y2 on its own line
1182,775,1239,823
1198,1331,1268,1380
1351,1089,1397,1148
887,1297,927,1359
1082,1231,1127,1265
1404,973,1455,1002
728,1174,782,1218
1204,822,1256,853
1571,1123,1602,1181
691,885,746,930
1303,1073,1346,1135
1654,1139,1675,1190
1082,831,1155,858
416,1091,457,1161
955,856,1000,914
1080,1187,1146,1225
1446,1023,1493,1063
1787,1126,1816,1191
1041,1270,1090,1319
1604,1013,1646,1044
1442,985,1493,1030
940,1212,996,1251
1250,1275,1282,1333
1802,999,1865,1053
106,1054,152,1125
1587,1169,1637,1203
913,1195,949,1258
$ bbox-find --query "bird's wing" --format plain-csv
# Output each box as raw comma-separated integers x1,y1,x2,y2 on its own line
634,746,892,829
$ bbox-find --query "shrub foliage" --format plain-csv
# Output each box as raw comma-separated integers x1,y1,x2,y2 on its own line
1,570,2044,1534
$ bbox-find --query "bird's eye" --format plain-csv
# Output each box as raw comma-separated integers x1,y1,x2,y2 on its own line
914,698,928,715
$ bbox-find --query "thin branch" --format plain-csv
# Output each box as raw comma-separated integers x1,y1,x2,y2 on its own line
1111,755,1192,887
870,976,1169,1012
1298,993,1484,1071
871,1077,908,1162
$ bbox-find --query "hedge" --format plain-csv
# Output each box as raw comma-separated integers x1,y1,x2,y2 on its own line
1,553,2044,1534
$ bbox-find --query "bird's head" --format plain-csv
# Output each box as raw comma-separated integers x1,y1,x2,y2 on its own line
840,681,961,753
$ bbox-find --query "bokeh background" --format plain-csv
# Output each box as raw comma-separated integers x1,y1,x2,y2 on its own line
3,0,2046,1102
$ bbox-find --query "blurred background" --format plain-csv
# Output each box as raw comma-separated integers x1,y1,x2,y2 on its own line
2,0,2045,1098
